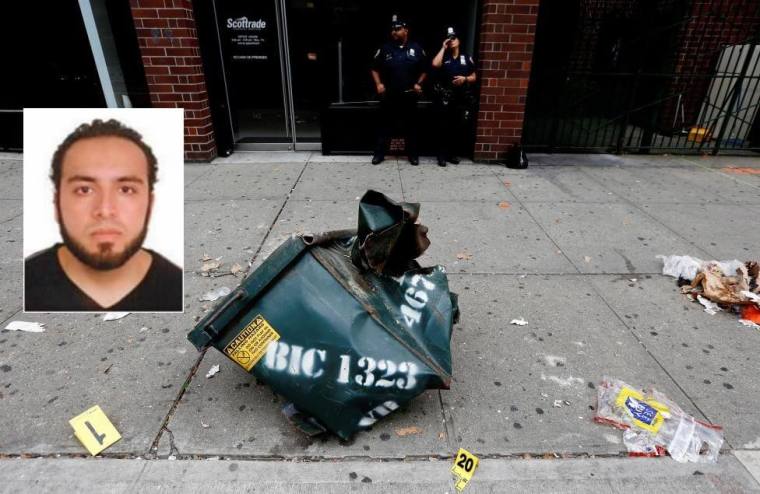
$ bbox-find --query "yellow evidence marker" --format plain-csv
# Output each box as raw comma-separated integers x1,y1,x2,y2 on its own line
451,447,480,491
69,405,122,455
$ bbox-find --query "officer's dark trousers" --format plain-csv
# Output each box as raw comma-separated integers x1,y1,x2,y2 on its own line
374,91,419,159
434,98,467,160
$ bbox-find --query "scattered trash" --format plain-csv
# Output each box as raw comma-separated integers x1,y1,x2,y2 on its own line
623,429,665,457
739,319,760,329
456,251,473,261
510,318,528,326
657,254,703,281
201,256,222,274
4,321,45,333
395,426,422,437
584,256,592,263
697,295,721,315
741,303,760,324
594,377,724,463
743,291,760,305
188,190,458,440
201,421,211,429
230,263,244,276
498,201,510,209
103,312,129,321
552,399,571,408
205,365,221,378
139,327,149,333
199,287,231,302
659,255,759,326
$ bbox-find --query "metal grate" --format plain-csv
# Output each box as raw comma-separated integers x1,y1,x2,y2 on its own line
523,0,760,154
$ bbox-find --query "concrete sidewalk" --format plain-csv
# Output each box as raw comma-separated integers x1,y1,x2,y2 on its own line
1,151,759,492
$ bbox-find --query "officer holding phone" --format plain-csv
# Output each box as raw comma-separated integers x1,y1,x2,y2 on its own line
431,27,477,167
371,14,427,166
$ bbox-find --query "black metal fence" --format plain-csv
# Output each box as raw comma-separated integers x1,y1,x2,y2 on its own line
523,0,760,154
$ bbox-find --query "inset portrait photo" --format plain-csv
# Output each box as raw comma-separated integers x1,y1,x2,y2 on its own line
23,108,184,312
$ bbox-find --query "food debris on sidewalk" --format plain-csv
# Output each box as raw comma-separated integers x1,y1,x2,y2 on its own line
510,318,528,326
658,255,759,327
594,376,724,463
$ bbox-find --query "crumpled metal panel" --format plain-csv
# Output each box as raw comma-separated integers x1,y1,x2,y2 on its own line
188,191,458,439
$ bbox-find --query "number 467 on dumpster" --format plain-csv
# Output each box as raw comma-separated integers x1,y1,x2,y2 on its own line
451,448,479,491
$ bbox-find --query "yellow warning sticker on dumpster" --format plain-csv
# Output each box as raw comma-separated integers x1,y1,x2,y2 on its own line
69,405,122,456
224,314,280,371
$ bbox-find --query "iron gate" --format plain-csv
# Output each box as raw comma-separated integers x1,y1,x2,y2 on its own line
523,0,760,154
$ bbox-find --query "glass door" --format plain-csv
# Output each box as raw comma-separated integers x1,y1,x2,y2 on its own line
214,0,293,148
213,0,325,150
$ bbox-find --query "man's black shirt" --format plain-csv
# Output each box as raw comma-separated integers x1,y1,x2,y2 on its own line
372,41,427,93
25,244,183,312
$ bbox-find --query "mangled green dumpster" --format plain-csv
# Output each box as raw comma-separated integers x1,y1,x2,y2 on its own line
188,190,459,440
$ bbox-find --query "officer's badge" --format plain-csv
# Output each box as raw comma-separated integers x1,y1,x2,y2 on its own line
409,48,415,57
460,55,466,65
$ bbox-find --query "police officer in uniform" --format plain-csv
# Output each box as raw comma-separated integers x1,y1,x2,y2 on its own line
431,27,477,167
371,15,427,165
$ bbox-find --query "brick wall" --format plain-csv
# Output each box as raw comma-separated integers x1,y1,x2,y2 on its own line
475,0,540,162
129,0,216,161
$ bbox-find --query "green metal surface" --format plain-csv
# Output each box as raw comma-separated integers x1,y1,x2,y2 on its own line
188,192,458,440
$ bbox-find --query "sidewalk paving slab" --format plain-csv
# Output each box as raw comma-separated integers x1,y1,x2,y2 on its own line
497,166,623,204
0,310,200,455
399,163,510,202
291,161,402,201
1,456,757,493
638,202,760,260
0,160,21,200
417,201,579,274
166,351,449,458
582,164,760,205
184,198,284,272
523,201,709,274
441,273,706,456
735,450,760,485
211,151,313,164
589,275,760,449
185,161,305,201
528,153,627,167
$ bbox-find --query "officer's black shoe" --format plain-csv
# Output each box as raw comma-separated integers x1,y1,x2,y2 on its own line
408,156,419,166
371,155,384,165
446,156,460,164
437,157,447,167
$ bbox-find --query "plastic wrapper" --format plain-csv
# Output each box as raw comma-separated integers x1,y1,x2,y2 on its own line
594,377,724,463
188,191,458,440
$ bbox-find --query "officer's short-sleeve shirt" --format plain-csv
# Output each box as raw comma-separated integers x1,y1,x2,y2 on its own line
372,41,427,93
439,52,476,87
